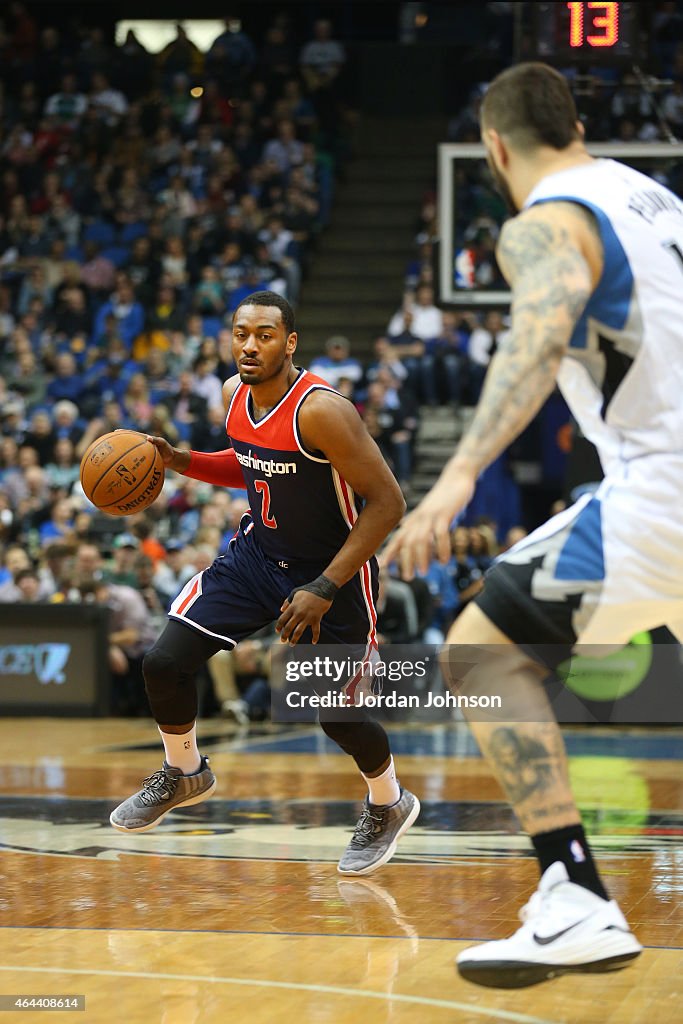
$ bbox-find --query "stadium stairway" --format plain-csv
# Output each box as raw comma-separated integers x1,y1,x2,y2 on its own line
297,116,447,363
408,405,475,509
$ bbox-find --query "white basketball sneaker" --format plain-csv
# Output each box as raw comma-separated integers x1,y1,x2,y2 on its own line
456,861,642,988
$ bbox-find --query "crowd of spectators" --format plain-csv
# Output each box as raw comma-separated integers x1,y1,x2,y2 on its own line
0,8,356,715
5,5,676,717
0,10,348,455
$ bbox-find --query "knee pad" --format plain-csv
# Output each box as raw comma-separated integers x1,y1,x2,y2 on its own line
319,714,389,774
143,645,197,725
319,716,359,746
142,647,180,699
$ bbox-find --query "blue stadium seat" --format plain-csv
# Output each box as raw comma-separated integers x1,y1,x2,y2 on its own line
83,221,116,246
100,246,131,269
201,316,223,339
63,245,85,262
119,222,148,244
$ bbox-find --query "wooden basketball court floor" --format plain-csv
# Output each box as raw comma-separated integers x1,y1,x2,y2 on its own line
0,719,681,1024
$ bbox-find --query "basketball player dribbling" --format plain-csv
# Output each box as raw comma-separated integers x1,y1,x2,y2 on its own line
383,61,683,986
110,291,420,876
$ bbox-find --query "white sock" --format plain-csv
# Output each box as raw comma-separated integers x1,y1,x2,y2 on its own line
159,724,201,775
362,756,400,807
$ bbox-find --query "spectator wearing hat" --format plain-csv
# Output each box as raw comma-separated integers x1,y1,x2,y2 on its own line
154,538,195,608
309,335,363,391
104,533,140,587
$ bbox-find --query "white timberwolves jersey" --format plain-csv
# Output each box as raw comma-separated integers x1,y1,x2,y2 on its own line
525,159,683,472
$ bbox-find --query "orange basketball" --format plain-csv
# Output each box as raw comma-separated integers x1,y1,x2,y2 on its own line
80,430,165,516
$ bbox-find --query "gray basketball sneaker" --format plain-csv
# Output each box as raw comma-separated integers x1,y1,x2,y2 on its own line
109,756,216,833
338,788,420,876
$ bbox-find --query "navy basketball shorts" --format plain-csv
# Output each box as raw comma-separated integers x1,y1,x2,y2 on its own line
169,513,379,653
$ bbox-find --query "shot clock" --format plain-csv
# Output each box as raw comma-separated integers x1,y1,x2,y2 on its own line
534,2,643,65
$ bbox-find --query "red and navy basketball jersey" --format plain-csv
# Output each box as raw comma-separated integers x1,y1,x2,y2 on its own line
226,369,363,564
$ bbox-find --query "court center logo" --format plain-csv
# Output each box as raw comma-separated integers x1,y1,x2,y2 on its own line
0,795,678,863
0,643,71,684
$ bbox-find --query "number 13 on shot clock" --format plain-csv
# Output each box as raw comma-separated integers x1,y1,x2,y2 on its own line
534,2,642,65
567,2,618,48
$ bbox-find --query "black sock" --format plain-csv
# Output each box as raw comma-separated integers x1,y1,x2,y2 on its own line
531,824,608,900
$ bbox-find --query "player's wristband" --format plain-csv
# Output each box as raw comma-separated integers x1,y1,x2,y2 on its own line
288,574,339,604
183,449,246,489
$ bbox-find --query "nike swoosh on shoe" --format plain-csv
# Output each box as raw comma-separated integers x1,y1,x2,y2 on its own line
533,921,630,946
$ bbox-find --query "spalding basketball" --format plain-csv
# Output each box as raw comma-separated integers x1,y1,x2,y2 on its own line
80,430,165,516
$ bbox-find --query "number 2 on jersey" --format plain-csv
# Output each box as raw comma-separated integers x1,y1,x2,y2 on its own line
254,480,277,529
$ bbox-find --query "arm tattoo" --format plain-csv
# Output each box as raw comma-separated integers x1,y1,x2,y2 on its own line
456,209,594,474
528,802,578,822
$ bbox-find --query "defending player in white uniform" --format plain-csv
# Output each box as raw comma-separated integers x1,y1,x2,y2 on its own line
384,62,682,987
